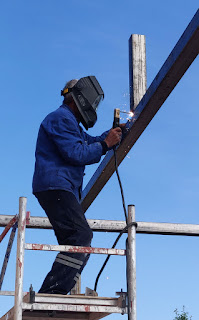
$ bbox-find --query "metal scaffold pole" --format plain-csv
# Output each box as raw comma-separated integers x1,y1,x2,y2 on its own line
126,205,137,320
14,197,27,320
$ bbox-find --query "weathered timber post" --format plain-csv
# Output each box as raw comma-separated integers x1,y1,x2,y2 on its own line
129,34,147,110
126,205,137,320
14,197,27,320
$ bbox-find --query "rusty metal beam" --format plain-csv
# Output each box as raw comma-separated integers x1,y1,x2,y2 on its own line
25,243,125,256
81,9,199,212
0,215,18,243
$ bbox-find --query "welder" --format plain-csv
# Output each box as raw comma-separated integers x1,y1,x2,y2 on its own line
32,76,122,295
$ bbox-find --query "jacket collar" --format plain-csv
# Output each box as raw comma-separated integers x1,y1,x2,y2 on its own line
61,103,77,118
61,104,82,131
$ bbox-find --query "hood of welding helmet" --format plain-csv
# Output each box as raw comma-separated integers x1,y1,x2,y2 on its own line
62,76,104,130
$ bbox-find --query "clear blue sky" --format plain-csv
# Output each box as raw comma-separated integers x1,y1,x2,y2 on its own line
0,1,198,319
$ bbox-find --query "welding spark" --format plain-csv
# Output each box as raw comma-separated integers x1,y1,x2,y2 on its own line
120,110,134,117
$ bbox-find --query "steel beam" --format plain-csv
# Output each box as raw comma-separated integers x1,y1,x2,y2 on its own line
81,9,199,212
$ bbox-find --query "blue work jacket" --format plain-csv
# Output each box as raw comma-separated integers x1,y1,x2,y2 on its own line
32,104,109,200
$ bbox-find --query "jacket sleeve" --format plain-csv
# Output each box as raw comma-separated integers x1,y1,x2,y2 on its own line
44,116,103,166
82,129,110,145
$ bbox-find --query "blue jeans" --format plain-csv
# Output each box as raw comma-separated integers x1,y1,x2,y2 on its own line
35,190,93,294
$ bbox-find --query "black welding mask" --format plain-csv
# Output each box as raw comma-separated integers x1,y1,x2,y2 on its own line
61,76,104,130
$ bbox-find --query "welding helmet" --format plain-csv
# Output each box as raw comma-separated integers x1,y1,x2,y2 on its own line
61,76,104,130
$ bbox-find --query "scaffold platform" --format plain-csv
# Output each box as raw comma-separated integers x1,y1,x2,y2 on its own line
1,292,127,320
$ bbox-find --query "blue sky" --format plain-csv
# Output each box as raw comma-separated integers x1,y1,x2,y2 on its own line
0,1,198,319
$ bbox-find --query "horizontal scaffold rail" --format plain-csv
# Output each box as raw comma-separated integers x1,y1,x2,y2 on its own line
0,291,28,296
23,293,121,306
25,243,126,255
22,302,124,314
1,215,199,236
0,292,127,319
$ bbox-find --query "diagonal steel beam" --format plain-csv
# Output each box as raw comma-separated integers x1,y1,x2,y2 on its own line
81,10,199,212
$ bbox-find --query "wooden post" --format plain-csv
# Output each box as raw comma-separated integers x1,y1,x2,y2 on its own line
129,34,147,111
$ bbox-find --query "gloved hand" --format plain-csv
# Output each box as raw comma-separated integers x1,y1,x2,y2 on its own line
104,127,122,148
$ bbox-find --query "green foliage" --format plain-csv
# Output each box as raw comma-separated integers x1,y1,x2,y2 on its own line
174,306,192,320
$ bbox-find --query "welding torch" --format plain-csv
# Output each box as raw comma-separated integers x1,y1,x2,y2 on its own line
113,108,120,128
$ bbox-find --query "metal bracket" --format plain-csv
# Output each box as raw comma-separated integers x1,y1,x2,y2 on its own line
116,289,128,314
29,284,35,303
127,222,138,229
48,311,57,317
85,287,98,296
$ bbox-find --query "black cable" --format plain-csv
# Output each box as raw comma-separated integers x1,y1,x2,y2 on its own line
94,147,129,292
113,149,128,224
94,221,137,292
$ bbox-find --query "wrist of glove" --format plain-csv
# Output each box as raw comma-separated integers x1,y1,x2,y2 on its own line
100,141,109,155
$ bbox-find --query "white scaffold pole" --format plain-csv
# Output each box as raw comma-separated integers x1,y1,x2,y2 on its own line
126,205,137,320
14,197,27,320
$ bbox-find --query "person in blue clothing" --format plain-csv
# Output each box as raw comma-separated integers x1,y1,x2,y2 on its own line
32,76,122,295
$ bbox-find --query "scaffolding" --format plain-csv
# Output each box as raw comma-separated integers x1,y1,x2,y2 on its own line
0,197,134,320
1,198,199,319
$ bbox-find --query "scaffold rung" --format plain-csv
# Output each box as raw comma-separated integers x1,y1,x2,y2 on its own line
25,243,126,256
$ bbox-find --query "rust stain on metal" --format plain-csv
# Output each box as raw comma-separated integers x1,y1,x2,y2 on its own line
84,305,90,312
21,217,26,231
68,246,100,254
67,246,121,255
18,258,22,277
32,244,44,250
26,211,31,225
29,243,44,250
0,215,18,243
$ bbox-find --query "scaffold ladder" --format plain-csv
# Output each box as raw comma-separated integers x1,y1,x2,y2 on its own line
0,197,137,320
